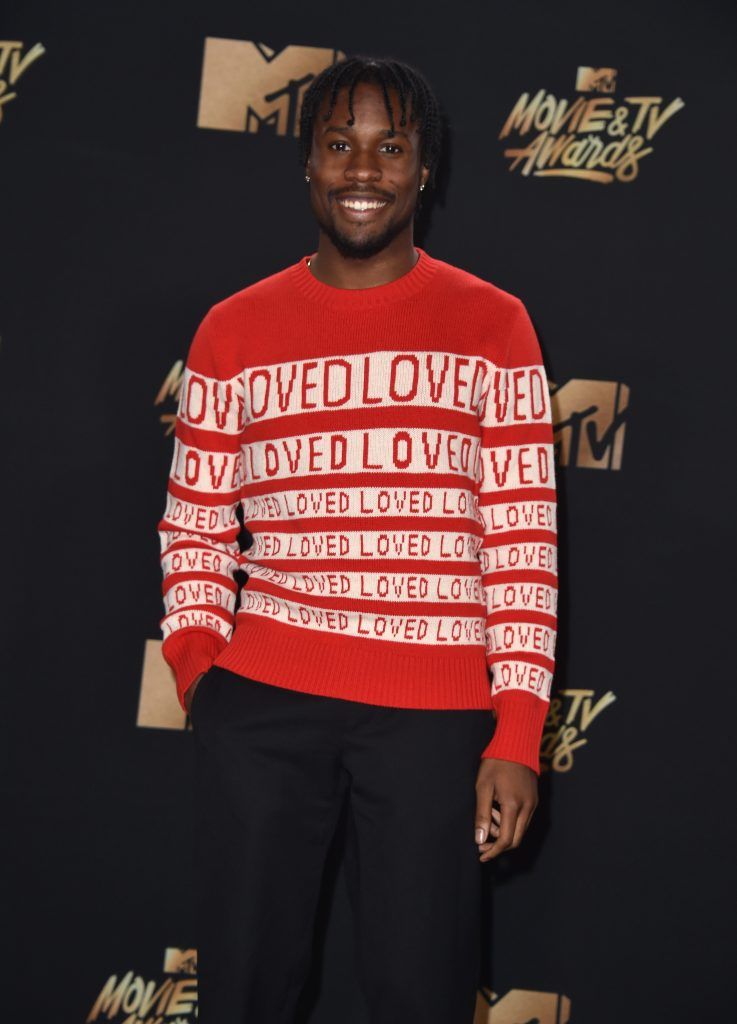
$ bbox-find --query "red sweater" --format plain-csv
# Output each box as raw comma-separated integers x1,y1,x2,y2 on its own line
158,246,558,774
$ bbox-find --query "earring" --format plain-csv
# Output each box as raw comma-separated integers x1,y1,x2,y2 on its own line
420,183,425,191
305,174,311,182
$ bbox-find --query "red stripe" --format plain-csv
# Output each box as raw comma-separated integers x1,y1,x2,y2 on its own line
487,650,556,671
241,471,476,498
480,422,553,445
478,485,556,505
479,528,556,548
160,539,239,557
242,578,484,616
245,405,478,440
245,557,481,574
175,420,243,451
244,514,484,537
165,478,240,505
486,608,557,626
481,568,557,586
159,519,240,544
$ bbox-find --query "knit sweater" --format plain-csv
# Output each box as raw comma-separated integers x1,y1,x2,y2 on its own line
157,246,558,774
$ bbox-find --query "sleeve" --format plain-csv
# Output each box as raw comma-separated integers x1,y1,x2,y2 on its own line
476,298,558,774
157,305,245,712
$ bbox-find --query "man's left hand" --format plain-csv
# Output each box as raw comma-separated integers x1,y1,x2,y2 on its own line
474,758,538,861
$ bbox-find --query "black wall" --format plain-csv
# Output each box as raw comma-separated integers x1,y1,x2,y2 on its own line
3,2,734,1020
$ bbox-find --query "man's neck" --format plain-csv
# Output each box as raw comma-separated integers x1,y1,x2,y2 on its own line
308,239,420,290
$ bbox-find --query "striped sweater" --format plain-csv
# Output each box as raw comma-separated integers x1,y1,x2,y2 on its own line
157,246,558,774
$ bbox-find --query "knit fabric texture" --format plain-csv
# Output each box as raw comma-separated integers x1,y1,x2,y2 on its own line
157,246,558,774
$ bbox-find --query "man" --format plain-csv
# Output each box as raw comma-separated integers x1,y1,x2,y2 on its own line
158,54,558,1023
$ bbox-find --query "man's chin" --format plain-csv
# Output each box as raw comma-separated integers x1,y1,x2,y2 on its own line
319,220,403,261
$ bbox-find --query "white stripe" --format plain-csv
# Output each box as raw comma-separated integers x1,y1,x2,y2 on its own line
243,427,481,484
168,438,243,494
485,620,557,660
478,441,556,491
173,353,550,431
488,659,554,700
161,608,233,642
480,579,558,616
244,563,484,603
161,543,240,577
242,349,548,426
478,363,552,427
244,529,482,563
242,485,481,523
245,350,489,422
479,539,557,575
478,497,556,534
159,492,240,539
163,579,237,615
178,365,245,434
237,591,486,646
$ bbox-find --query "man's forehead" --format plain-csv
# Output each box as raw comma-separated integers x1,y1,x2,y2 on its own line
316,83,420,135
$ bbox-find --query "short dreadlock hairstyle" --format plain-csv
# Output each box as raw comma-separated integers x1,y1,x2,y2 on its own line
298,55,445,192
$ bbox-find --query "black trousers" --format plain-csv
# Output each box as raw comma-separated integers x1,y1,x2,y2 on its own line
191,665,493,1023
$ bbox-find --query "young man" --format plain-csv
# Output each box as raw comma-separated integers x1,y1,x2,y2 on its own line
158,55,558,1024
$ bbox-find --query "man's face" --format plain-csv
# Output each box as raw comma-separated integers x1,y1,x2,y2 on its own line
305,79,430,259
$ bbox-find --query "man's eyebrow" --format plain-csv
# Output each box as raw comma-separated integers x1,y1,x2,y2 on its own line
323,124,412,141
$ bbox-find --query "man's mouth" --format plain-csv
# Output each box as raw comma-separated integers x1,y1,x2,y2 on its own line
335,194,391,219
338,197,389,210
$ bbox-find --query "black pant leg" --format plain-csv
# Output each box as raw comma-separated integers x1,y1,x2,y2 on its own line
342,704,493,1024
193,668,349,1024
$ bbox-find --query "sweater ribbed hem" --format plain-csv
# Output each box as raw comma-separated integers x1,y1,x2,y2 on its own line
481,690,549,775
162,629,228,712
167,617,548,771
213,612,494,710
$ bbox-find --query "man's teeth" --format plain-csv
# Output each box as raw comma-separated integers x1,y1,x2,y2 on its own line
338,198,388,210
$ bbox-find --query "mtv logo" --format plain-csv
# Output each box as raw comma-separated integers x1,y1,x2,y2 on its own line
164,947,198,975
137,638,189,731
550,378,630,470
197,39,346,135
475,985,571,1023
575,66,618,93
155,358,184,437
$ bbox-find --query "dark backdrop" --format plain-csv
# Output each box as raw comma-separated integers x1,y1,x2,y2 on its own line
2,1,734,1020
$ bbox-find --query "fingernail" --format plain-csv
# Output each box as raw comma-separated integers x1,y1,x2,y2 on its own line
475,828,485,844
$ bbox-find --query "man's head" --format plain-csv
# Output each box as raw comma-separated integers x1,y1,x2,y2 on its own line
298,56,444,260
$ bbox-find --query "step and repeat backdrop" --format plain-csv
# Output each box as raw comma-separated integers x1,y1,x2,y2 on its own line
3,2,733,1021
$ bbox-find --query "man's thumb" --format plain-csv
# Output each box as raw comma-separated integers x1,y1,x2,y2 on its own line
475,787,493,843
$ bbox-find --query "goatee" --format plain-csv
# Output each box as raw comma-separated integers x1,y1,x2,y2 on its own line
314,204,416,261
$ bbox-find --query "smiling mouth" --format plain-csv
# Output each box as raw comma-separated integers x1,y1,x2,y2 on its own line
335,196,391,218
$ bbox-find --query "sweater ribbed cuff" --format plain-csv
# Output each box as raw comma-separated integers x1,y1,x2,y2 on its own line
162,630,228,712
481,690,550,775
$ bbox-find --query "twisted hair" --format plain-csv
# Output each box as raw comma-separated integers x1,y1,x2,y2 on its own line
298,54,445,192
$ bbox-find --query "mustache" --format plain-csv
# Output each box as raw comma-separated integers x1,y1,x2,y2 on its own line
332,189,394,201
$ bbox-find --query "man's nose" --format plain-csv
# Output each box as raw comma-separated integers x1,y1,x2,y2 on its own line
344,150,381,180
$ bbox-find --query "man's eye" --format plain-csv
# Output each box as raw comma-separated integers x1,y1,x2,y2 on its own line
327,141,402,153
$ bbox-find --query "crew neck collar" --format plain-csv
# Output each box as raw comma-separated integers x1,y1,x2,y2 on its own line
291,245,438,309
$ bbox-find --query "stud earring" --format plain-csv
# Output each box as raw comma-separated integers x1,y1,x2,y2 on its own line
305,174,310,182
420,183,425,191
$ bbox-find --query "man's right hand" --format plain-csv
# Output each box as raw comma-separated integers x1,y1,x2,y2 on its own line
185,672,206,716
